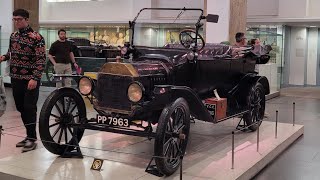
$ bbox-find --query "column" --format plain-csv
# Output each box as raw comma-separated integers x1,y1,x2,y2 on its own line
205,0,247,44
14,0,39,31
228,0,247,45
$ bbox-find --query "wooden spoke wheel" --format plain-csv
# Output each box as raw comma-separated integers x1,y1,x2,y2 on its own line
243,82,265,131
154,98,190,176
39,88,86,155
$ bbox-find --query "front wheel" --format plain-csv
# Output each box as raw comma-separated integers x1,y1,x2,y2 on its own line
154,98,190,176
39,88,86,155
243,82,265,131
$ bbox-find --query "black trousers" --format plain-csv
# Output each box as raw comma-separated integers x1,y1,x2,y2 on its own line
11,78,40,141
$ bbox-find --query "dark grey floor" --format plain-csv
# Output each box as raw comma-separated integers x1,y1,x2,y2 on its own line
254,94,320,180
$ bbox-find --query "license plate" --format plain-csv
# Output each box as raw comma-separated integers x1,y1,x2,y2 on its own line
96,115,130,127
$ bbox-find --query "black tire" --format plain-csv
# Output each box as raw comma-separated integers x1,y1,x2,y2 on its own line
39,88,86,155
45,60,55,85
154,98,190,176
243,82,265,131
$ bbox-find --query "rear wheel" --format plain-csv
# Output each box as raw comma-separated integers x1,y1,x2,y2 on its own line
243,82,265,131
39,88,86,155
154,98,190,176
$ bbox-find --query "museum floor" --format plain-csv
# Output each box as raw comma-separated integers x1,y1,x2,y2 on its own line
0,86,318,179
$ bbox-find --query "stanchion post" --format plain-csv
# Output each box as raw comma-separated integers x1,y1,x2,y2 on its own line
293,102,295,126
257,124,260,152
231,131,235,169
180,155,183,180
275,110,278,138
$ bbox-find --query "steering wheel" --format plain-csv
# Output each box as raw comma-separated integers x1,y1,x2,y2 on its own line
179,29,205,51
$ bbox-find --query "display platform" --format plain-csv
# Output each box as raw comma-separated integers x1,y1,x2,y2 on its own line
0,119,303,180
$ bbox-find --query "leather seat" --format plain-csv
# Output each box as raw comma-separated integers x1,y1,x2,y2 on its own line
198,43,232,59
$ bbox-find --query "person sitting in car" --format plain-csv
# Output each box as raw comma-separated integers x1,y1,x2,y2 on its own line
250,38,261,46
234,32,247,47
232,32,249,57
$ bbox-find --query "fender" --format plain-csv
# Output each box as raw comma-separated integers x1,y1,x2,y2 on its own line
56,87,85,100
147,85,215,123
254,76,270,95
228,73,270,96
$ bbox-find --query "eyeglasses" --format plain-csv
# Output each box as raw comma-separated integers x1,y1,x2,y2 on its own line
12,18,25,22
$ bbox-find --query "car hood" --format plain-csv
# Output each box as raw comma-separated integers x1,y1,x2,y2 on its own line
99,61,170,77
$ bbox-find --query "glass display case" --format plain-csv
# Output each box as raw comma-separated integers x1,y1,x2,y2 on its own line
0,26,1,53
39,23,203,49
133,23,203,47
246,25,284,94
0,26,1,54
39,23,201,86
0,26,13,84
39,24,129,48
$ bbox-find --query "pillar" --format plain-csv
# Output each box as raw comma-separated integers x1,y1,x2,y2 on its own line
205,0,247,44
14,0,39,31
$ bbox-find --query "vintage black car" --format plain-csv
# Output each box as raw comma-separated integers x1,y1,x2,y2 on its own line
39,8,270,176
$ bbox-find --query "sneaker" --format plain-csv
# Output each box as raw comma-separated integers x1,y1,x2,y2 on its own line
21,140,37,153
16,138,27,147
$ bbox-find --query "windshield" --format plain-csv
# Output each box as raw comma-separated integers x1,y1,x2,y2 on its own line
132,8,204,48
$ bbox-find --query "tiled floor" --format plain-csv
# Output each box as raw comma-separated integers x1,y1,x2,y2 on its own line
254,87,320,180
0,86,317,179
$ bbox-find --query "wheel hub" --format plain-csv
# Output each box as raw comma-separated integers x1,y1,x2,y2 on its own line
172,130,186,140
60,113,73,125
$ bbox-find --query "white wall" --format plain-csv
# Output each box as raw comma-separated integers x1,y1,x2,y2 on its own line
306,28,318,85
289,27,307,85
0,0,13,83
247,0,309,18
150,0,204,21
308,0,320,17
151,0,203,9
40,0,203,24
206,0,230,43
247,0,278,16
279,0,308,18
40,0,151,23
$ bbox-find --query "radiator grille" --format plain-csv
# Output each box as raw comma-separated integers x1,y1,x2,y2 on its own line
97,74,133,111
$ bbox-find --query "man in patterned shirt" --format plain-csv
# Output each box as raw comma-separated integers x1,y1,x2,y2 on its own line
0,9,46,152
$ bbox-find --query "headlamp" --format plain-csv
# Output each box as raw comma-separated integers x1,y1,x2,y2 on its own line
78,77,94,95
127,82,144,102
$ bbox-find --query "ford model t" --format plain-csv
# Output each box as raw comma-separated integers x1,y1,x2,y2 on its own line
39,8,270,176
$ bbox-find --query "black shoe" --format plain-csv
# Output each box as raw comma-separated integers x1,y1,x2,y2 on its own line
21,140,37,153
16,138,28,147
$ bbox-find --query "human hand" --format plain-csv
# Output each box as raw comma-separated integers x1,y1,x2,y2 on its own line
27,79,38,90
0,56,5,62
74,62,79,69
